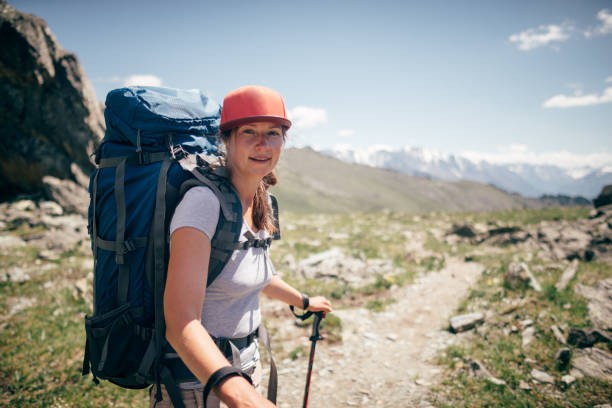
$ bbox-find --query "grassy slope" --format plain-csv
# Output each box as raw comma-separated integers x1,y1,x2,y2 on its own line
272,148,537,213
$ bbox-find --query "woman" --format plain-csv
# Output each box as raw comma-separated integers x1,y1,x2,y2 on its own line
154,85,333,407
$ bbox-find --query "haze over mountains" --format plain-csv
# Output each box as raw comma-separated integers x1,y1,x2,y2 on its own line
322,145,612,199
272,148,540,214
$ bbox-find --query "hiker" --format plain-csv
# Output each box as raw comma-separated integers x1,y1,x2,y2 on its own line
154,85,333,407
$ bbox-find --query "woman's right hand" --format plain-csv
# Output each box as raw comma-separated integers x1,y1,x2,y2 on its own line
217,376,276,407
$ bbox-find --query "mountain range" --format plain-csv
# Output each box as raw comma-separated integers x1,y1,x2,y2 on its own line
272,148,541,213
321,145,611,199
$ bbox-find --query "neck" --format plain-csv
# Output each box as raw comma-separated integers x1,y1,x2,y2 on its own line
230,171,258,211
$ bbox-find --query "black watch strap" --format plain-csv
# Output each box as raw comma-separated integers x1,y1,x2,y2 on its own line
301,293,310,310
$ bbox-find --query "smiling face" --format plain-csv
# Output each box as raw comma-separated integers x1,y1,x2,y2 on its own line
224,121,285,185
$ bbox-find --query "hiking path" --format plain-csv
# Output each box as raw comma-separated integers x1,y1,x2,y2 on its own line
266,257,483,407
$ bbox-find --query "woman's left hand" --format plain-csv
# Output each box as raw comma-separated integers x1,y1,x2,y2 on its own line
307,296,333,314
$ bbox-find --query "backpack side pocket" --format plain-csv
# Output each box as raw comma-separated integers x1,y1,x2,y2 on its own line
84,303,152,388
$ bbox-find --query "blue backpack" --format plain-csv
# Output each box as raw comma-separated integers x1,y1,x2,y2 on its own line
81,86,278,407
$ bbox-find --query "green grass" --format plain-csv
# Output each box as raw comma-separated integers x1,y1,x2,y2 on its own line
1,206,608,407
436,254,612,407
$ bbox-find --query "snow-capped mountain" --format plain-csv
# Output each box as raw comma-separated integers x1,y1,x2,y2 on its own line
321,146,612,199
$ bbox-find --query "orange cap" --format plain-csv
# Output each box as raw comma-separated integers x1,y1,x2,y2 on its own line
219,85,292,132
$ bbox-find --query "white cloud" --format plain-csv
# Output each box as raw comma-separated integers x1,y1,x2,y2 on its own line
585,9,612,37
543,86,612,108
287,106,328,129
461,146,612,169
509,24,572,50
338,129,355,138
123,74,163,87
607,76,612,83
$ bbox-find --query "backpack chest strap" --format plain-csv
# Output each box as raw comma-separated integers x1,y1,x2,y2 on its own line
236,231,272,250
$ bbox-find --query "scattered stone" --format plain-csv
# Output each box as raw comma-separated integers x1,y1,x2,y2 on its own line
550,325,567,345
39,201,64,216
449,312,485,333
555,348,572,371
518,380,532,391
42,176,89,216
505,262,542,292
555,259,579,291
567,327,611,348
0,234,26,250
522,327,535,348
530,368,555,384
297,247,395,286
450,224,477,238
575,279,612,332
571,347,612,380
560,374,576,389
6,297,36,318
38,249,61,261
1,266,31,283
386,333,398,342
468,359,506,385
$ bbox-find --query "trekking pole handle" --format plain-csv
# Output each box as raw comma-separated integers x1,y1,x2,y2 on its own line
310,312,325,342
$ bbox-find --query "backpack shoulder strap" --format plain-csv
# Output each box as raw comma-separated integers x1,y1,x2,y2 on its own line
179,167,243,287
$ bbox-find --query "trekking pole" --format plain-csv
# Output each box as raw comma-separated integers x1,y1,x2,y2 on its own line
290,307,325,408
303,311,324,408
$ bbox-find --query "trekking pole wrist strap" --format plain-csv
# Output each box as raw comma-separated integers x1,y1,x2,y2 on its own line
203,366,253,403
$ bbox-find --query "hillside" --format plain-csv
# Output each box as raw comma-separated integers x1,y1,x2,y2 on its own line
272,147,539,213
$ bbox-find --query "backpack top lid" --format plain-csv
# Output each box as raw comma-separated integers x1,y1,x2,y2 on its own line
103,86,221,154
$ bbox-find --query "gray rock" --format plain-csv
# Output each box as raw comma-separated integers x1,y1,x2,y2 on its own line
522,326,535,347
555,259,579,291
530,368,555,384
550,325,567,345
1,266,31,283
0,2,103,200
468,359,506,386
593,184,612,208
560,374,576,388
39,201,64,216
505,262,542,292
571,347,612,380
42,175,89,216
297,247,394,286
555,348,572,371
575,279,612,331
0,234,26,250
449,312,484,333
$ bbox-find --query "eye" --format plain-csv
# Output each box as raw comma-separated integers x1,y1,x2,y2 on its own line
267,130,282,138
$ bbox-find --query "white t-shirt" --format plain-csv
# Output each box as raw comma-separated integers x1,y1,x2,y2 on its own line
169,186,276,339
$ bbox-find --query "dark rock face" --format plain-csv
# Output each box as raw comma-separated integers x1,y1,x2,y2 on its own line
593,185,612,208
0,1,104,200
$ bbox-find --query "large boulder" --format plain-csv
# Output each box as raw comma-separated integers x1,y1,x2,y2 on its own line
593,185,612,208
0,1,104,200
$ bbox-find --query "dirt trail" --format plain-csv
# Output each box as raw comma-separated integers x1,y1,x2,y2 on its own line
272,257,483,407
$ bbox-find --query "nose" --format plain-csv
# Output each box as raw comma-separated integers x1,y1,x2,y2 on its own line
254,133,270,148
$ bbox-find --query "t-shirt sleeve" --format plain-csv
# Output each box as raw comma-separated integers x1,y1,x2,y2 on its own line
169,186,220,240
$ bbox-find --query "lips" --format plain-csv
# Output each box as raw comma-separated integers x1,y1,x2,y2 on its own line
249,157,271,162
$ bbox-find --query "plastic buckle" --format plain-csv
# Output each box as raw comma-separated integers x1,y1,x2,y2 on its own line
170,144,187,160
123,240,136,253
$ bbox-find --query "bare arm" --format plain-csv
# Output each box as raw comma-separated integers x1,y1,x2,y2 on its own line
262,275,333,313
164,227,274,407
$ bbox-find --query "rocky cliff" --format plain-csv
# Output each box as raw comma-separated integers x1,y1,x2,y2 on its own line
0,0,104,201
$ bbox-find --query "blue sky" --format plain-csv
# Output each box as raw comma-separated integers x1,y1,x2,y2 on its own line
11,0,612,169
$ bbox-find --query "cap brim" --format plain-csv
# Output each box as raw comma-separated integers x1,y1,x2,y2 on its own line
219,116,292,132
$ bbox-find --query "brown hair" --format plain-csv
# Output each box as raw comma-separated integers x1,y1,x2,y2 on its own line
220,128,285,234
